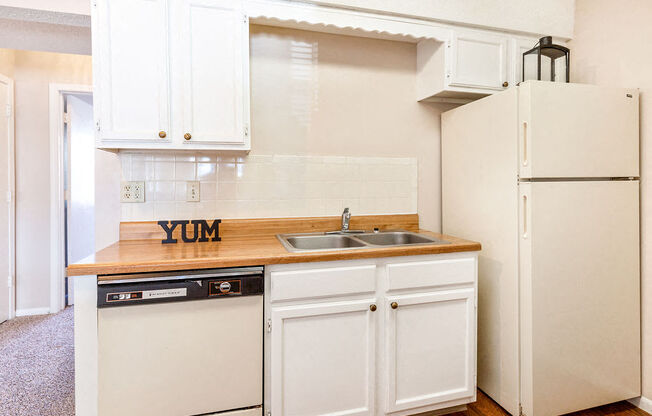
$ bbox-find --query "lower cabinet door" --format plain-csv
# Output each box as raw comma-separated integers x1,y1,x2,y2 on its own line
271,299,377,416
385,288,476,412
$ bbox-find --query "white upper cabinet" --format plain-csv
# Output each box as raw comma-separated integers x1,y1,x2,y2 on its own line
93,0,171,143
448,31,508,91
512,37,537,86
416,27,538,103
172,0,249,147
93,0,250,150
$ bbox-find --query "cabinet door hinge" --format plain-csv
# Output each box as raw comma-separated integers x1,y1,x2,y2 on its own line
7,275,12,288
63,112,70,124
244,124,249,137
519,404,526,416
95,120,101,131
6,104,11,118
266,318,272,333
6,191,11,203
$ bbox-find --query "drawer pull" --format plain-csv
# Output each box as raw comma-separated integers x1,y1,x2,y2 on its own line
369,304,377,312
391,302,398,310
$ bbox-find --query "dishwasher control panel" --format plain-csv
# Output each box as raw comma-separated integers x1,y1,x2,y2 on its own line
97,267,264,308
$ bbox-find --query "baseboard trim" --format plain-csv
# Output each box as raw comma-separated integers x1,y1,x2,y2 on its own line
629,396,652,413
15,307,51,317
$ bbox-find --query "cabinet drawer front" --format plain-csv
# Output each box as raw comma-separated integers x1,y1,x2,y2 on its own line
271,265,376,302
387,258,475,291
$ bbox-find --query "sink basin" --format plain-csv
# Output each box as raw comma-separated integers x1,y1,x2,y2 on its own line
279,234,366,252
277,230,450,252
354,231,449,246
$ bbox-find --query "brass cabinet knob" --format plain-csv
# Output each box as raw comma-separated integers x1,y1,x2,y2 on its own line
502,81,509,88
391,302,398,310
184,133,192,141
370,304,377,312
158,131,167,138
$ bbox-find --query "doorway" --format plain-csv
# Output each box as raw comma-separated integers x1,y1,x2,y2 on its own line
63,93,95,305
0,73,15,324
49,84,92,311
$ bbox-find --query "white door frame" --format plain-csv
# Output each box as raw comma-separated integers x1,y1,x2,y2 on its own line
49,83,92,314
1,73,15,320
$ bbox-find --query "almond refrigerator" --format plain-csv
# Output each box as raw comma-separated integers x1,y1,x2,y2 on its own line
442,81,640,416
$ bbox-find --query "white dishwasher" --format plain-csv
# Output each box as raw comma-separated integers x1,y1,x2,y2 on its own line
97,267,264,416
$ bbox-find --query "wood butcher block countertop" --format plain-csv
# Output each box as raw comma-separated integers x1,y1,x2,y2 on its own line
66,215,481,279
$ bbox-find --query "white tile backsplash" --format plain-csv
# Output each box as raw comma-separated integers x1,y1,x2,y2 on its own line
119,152,418,221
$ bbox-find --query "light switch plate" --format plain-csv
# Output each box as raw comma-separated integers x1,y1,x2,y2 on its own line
121,181,145,203
186,181,200,202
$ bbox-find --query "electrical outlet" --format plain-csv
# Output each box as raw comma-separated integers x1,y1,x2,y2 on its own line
121,181,145,203
186,181,200,202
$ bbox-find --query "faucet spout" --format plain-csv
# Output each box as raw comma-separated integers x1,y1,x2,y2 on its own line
341,207,351,232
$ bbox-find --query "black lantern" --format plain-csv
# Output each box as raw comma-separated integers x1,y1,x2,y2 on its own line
522,36,570,83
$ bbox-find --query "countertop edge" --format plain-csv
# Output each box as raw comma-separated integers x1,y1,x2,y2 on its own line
67,243,481,277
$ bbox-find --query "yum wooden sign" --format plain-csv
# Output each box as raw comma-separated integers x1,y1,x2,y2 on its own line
158,219,221,244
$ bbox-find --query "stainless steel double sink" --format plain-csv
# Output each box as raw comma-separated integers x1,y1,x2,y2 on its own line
277,230,450,252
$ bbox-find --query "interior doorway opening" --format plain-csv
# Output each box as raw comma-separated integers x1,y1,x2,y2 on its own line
62,93,94,305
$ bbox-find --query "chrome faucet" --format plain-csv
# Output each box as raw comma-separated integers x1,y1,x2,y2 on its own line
325,208,363,234
341,207,351,232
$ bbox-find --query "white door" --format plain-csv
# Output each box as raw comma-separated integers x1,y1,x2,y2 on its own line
449,30,508,91
0,74,13,323
271,299,376,416
519,81,639,179
385,289,476,413
519,180,640,416
94,0,171,143
171,0,248,146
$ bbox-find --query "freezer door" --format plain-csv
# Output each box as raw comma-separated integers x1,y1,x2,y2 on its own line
519,180,640,416
518,81,639,179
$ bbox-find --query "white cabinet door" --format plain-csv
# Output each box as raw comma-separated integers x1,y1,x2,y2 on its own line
172,0,249,147
385,288,475,413
511,37,537,86
94,0,170,143
271,299,376,416
449,31,508,91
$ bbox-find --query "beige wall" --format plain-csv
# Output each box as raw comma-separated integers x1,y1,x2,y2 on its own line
0,48,15,77
250,25,452,231
0,0,90,15
570,0,652,399
12,49,92,312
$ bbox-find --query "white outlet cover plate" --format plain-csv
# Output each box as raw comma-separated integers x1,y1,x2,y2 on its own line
186,181,200,202
121,181,145,203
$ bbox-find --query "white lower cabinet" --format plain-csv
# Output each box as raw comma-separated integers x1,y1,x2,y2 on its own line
271,299,377,416
385,289,476,413
266,253,478,416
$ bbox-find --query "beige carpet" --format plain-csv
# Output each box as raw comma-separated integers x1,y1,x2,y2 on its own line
0,307,75,416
